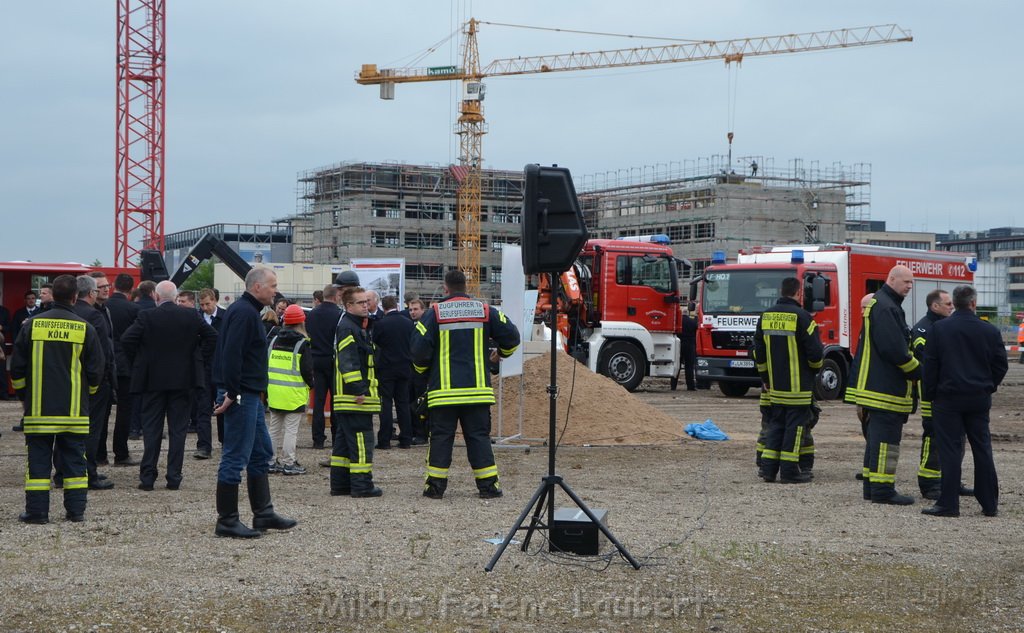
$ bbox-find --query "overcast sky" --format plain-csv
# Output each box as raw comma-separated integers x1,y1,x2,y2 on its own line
1,1,1020,264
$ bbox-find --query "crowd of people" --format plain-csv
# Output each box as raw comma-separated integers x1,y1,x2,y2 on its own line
5,267,521,536
753,265,1007,518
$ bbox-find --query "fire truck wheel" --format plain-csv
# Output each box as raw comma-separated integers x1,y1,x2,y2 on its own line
600,341,645,392
813,357,845,401
718,382,749,398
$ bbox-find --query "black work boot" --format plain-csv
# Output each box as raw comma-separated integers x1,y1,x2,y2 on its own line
248,475,298,530
330,462,351,496
870,483,915,506
215,482,261,538
758,462,779,483
350,473,382,498
779,465,812,484
920,485,941,501
863,479,872,501
423,476,447,499
477,476,503,499
18,511,49,525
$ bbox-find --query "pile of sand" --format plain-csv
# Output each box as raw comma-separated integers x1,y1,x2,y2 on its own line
491,352,688,446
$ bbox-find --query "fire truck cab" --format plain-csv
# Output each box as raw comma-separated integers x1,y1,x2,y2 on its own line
693,243,977,399
537,236,686,391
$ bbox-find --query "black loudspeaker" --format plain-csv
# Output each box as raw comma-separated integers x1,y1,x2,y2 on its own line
138,249,170,283
521,164,589,274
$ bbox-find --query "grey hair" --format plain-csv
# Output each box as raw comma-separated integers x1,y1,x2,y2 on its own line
155,280,178,303
245,266,275,291
76,275,97,299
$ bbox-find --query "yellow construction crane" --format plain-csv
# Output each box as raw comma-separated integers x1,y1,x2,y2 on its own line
357,20,912,294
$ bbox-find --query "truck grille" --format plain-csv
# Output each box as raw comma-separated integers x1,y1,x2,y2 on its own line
711,330,754,351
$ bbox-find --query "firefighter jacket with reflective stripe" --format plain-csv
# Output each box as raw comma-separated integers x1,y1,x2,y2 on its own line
753,296,823,406
9,303,105,434
410,293,521,409
333,312,380,413
845,284,920,413
266,329,313,412
911,310,945,417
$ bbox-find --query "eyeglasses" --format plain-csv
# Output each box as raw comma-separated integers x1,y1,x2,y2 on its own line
349,300,369,305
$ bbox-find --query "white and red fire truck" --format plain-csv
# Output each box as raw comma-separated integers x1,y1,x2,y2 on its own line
692,243,977,399
536,236,687,391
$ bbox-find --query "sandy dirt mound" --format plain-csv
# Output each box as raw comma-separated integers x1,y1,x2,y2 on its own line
492,352,688,446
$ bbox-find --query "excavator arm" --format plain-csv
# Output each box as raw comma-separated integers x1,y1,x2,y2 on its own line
169,233,253,287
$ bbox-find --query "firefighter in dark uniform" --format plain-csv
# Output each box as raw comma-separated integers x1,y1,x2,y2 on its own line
922,285,1007,518
411,270,521,499
754,367,819,474
330,286,383,497
845,265,919,505
911,288,954,499
753,277,823,483
10,274,104,523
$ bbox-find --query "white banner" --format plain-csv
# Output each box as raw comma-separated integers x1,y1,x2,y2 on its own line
350,258,405,302
499,245,526,378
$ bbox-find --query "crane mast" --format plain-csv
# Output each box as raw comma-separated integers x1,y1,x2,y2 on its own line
115,0,166,267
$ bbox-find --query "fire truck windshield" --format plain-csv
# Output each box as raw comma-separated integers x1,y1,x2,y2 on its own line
702,269,794,314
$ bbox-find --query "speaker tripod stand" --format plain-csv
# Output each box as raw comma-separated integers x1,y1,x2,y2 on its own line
485,272,641,572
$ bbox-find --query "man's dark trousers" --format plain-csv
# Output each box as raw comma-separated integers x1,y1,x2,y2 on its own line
933,395,998,514
312,358,335,446
112,376,134,462
377,376,411,447
139,389,191,487
86,382,112,480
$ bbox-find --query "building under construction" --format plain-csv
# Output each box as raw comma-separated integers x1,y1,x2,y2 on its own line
293,157,869,300
579,156,869,274
294,161,524,301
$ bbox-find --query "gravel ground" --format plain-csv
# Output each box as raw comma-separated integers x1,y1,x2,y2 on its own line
2,364,1024,632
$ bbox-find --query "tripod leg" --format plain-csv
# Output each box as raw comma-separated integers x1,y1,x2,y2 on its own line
557,480,642,570
485,481,550,572
521,482,553,552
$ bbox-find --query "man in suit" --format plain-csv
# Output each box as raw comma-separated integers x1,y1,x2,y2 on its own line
105,273,141,465
11,290,39,340
197,288,225,454
373,295,415,449
72,275,116,490
366,290,383,322
121,280,218,491
305,284,342,450
921,285,1008,518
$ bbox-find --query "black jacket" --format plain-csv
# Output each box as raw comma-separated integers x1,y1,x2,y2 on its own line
333,311,380,413
74,299,115,384
136,296,157,312
923,310,1008,404
372,310,414,380
106,292,141,379
411,293,521,408
305,301,342,364
9,302,105,434
911,309,945,417
212,292,269,399
845,284,920,414
753,296,824,406
121,302,218,393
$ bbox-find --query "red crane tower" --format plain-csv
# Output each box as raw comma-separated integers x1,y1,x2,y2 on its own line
115,0,166,267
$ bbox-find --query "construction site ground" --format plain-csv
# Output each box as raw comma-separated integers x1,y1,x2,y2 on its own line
1,362,1023,632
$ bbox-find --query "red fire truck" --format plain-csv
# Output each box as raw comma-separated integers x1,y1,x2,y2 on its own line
692,243,977,399
537,236,687,391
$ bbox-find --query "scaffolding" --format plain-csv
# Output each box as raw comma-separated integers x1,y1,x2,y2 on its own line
578,156,871,223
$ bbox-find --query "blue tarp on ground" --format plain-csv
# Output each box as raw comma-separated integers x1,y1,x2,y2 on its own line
684,418,729,441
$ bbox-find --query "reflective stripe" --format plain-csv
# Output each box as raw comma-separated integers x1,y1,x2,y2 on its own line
25,477,51,492
70,342,82,418
426,465,449,479
473,327,485,388
760,449,780,460
336,335,354,351
415,321,427,335
808,358,823,370
473,465,498,480
918,437,941,479
439,330,451,392
11,377,26,389
32,339,43,418
64,476,88,490
330,456,351,468
780,426,803,462
356,433,367,469
898,357,920,373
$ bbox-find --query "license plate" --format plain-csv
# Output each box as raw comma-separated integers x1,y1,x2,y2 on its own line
729,359,755,369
